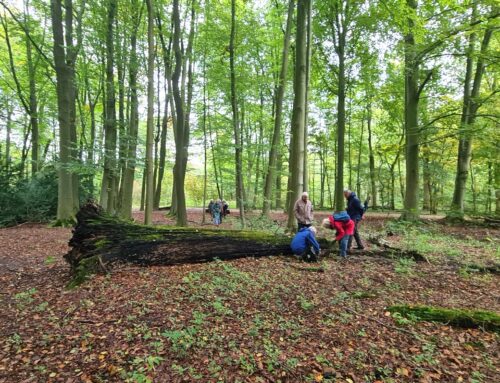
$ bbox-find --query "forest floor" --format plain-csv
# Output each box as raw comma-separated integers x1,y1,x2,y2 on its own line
0,210,498,383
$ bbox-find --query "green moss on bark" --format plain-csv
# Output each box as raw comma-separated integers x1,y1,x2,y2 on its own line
388,304,500,332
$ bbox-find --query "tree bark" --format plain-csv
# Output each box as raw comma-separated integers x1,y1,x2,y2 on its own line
172,0,188,226
230,0,246,227
495,159,500,216
332,0,348,212
262,0,294,216
302,0,312,192
286,0,308,230
118,0,140,219
65,203,294,280
50,0,78,224
401,0,420,221
100,0,118,214
449,9,493,218
144,0,155,225
367,103,377,208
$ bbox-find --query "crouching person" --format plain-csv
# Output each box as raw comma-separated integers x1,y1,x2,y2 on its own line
322,211,354,258
290,226,321,262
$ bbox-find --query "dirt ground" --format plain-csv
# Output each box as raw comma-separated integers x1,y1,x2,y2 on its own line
0,210,498,383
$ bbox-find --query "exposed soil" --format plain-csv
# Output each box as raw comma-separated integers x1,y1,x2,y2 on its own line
0,210,498,383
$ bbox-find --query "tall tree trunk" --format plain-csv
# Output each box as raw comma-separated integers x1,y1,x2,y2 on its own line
302,0,312,192
50,0,78,224
5,106,12,173
356,116,364,197
401,0,420,221
495,159,500,216
262,0,294,215
153,66,161,204
367,103,377,207
154,84,169,209
486,161,492,214
202,55,208,224
100,0,117,214
470,158,477,214
286,0,308,230
26,31,39,175
334,33,346,210
253,92,265,208
144,0,155,224
172,0,188,226
275,149,283,209
230,0,246,227
117,29,127,207
422,146,431,212
118,0,140,219
449,10,493,218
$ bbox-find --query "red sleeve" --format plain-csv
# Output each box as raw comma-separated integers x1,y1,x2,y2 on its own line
345,219,355,236
334,221,345,241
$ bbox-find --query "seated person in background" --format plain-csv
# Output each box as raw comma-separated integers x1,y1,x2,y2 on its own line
322,211,354,258
290,226,321,262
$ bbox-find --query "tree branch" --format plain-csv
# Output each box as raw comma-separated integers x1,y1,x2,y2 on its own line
417,10,500,62
0,0,54,69
416,69,433,99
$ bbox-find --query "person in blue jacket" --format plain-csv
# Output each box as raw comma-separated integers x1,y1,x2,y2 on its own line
290,226,321,262
344,189,365,250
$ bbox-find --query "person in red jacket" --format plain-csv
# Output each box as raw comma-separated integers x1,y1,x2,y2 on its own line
322,211,355,258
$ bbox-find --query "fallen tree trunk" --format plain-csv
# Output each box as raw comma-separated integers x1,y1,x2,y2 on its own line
65,203,294,284
366,235,429,262
388,304,500,332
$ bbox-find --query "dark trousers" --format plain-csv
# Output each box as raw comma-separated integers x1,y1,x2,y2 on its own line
298,222,311,231
348,219,363,249
299,246,318,262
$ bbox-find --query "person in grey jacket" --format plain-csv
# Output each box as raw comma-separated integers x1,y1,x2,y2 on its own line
294,192,313,231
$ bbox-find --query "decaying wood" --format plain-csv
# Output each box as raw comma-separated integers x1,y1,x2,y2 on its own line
366,235,429,262
65,202,294,275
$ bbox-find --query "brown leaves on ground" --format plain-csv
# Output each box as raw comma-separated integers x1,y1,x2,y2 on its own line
0,210,498,383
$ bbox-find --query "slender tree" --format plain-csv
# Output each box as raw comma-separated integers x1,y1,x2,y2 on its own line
100,0,117,213
286,0,308,230
449,6,494,218
230,0,246,227
144,0,155,224
262,0,294,216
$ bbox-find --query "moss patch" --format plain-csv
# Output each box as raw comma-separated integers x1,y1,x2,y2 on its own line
388,304,500,332
67,255,101,289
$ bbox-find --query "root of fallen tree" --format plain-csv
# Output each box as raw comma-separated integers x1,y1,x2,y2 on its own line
65,203,295,285
388,304,500,332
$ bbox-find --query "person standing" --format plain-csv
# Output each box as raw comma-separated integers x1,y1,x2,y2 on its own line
294,191,313,231
343,189,365,250
212,199,222,226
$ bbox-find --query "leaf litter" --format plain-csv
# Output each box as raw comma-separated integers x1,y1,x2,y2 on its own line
0,211,498,382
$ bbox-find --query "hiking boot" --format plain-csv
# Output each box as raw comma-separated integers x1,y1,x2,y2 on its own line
355,246,365,250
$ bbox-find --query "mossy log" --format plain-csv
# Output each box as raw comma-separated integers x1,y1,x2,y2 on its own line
388,304,500,332
66,203,295,273
366,235,428,262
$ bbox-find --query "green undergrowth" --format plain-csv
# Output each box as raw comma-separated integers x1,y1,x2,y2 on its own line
384,220,499,267
388,304,500,332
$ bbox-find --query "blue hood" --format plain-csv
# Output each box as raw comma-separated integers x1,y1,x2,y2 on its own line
333,211,351,221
